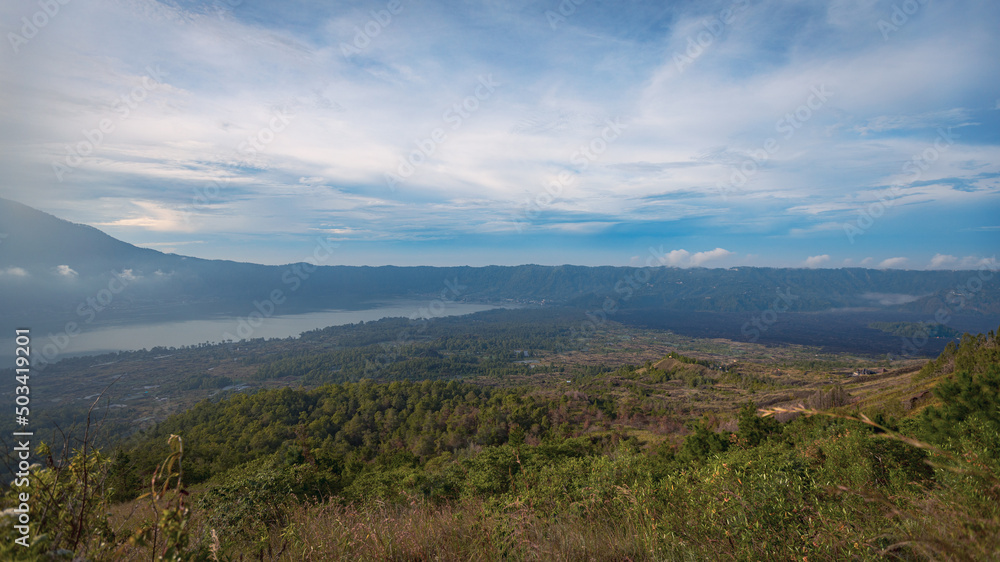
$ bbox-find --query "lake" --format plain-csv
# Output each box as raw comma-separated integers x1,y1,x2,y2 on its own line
7,301,502,364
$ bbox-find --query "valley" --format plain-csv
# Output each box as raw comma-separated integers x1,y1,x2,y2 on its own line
0,200,997,561
0,307,929,446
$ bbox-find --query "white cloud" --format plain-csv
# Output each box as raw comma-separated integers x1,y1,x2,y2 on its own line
541,222,617,234
0,267,29,277
926,254,999,270
0,0,996,266
789,222,842,236
878,257,909,269
55,265,78,277
804,255,830,268
95,200,198,233
928,254,958,269
658,249,690,266
977,256,1000,270
852,109,972,135
690,248,734,267
139,240,205,249
958,255,999,269
647,247,734,268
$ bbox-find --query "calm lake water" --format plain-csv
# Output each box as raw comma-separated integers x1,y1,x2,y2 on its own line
10,302,501,361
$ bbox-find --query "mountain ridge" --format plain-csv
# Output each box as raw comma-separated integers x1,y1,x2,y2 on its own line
1,197,998,330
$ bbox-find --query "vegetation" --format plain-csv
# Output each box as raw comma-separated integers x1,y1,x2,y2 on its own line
2,324,998,560
869,321,961,339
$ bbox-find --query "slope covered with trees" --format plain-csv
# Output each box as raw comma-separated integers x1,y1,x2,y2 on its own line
2,325,997,560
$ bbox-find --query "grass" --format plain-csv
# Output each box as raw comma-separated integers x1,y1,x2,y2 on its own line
95,422,1000,561
6,328,996,561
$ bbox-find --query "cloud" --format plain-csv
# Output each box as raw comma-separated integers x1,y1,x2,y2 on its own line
95,200,197,233
690,248,734,267
0,0,997,266
55,265,78,277
852,109,973,135
862,292,921,306
928,254,958,269
0,267,29,277
957,255,998,269
139,241,206,248
646,247,734,268
658,249,690,266
804,255,830,268
789,222,843,236
926,254,999,269
878,257,909,269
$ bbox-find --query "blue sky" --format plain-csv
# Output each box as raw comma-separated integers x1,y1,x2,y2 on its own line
0,0,997,268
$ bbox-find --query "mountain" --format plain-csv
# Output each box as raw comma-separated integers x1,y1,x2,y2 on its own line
1,197,998,332
0,197,163,272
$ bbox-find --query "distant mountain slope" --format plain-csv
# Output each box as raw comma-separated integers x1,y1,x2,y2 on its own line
0,197,163,273
0,197,997,330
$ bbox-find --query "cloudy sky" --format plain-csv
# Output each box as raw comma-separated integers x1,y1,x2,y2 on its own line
1,0,997,267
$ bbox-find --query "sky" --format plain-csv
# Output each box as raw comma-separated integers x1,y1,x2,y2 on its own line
0,0,997,268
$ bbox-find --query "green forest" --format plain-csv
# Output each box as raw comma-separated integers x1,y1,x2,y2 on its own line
1,325,998,560
869,322,961,339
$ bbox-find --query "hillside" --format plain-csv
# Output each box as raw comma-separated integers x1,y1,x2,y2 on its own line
3,320,996,560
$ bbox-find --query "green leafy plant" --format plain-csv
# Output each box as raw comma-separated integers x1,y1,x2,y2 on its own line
127,435,216,561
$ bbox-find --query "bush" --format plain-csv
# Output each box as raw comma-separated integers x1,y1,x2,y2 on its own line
675,422,729,464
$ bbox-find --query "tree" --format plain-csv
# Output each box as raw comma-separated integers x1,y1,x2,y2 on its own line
735,401,780,448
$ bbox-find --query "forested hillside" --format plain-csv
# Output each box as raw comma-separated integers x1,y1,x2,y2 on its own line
3,325,997,560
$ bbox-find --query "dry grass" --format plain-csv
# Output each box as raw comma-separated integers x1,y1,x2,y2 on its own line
104,495,658,561
253,499,654,562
